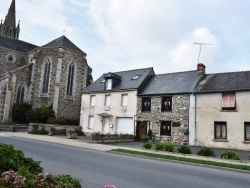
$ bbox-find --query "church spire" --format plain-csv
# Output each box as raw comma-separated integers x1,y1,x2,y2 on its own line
0,0,20,39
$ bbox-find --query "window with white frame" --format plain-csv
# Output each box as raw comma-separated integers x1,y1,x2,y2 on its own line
245,122,250,141
105,95,111,106
16,83,25,104
42,58,51,93
214,122,227,140
90,95,96,107
88,116,94,129
106,79,112,90
66,63,74,96
121,94,128,106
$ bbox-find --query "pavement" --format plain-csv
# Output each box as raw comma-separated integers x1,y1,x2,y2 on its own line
1,132,250,167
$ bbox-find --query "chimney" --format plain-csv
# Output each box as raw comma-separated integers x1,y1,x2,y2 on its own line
197,63,206,75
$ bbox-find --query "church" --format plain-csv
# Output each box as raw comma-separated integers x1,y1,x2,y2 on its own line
0,0,93,123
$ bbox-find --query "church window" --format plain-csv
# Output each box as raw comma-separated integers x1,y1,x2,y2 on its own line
16,84,25,104
42,59,51,93
9,28,12,36
67,63,74,96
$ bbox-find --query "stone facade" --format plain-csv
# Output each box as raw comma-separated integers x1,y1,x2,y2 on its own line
137,95,189,145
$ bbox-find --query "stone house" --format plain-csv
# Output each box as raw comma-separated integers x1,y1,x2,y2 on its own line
136,64,205,144
0,0,92,123
80,68,154,135
194,71,250,150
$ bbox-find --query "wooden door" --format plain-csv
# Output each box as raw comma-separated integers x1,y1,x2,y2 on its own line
136,122,147,141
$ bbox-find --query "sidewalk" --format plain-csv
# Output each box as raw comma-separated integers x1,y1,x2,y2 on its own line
1,132,250,167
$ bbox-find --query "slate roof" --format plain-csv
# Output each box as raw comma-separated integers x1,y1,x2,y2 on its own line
138,71,202,95
42,35,86,55
84,67,154,93
0,36,37,53
194,71,250,93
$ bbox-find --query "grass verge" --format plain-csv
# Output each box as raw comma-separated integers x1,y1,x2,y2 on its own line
112,149,250,171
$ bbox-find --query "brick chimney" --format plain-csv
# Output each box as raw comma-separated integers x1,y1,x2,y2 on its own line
197,63,206,75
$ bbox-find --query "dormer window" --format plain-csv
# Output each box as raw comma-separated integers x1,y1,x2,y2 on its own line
132,75,140,80
106,79,112,90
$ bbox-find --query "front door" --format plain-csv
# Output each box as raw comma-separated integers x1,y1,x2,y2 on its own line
136,122,147,141
102,117,110,133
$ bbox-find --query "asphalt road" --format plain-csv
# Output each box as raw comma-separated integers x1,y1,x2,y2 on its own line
1,135,250,188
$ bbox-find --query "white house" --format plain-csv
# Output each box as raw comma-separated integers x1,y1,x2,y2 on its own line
80,68,154,135
194,71,250,150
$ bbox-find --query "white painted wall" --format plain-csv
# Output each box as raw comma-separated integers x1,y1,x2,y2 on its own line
80,90,137,135
196,91,250,150
188,94,196,146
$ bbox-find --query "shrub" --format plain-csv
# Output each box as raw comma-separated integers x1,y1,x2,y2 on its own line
197,147,215,157
37,105,55,123
12,103,32,123
220,150,240,160
143,141,153,149
163,142,174,152
25,109,39,123
177,145,192,154
154,142,164,150
57,129,67,135
147,129,153,140
141,134,148,143
47,116,80,125
0,144,43,176
28,128,48,135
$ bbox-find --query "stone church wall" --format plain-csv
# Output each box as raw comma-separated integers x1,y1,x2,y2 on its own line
137,95,189,145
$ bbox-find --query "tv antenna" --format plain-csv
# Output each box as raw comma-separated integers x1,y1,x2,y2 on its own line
193,42,213,63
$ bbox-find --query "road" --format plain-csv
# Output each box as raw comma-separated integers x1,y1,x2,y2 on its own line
0,135,249,188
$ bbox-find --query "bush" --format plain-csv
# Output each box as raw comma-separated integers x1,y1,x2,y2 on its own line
177,145,192,154
143,141,153,149
220,150,240,160
25,109,38,123
12,103,32,123
163,142,174,152
0,171,82,188
197,147,215,157
147,129,153,140
154,142,164,150
57,129,67,135
48,116,80,125
141,134,148,143
0,144,43,176
37,105,55,123
28,128,48,135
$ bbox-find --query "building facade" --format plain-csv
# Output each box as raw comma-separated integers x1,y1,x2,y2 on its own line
0,0,92,123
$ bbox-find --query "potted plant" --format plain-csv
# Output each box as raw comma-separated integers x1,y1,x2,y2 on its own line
147,129,153,141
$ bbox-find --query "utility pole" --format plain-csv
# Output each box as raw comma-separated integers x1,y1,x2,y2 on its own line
193,42,213,64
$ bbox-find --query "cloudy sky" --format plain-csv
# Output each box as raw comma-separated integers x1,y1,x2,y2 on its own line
1,0,250,79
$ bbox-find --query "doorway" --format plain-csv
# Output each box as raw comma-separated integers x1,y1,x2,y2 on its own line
136,121,148,141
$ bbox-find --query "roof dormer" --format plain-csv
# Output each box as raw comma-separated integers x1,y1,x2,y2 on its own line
103,72,121,90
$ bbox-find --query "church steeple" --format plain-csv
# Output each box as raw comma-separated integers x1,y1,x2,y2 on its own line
0,0,20,39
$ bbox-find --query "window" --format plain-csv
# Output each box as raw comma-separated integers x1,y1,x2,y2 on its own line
9,28,12,36
106,79,112,90
132,75,140,80
121,94,128,106
88,116,94,129
105,95,111,106
16,84,25,104
245,123,250,141
67,63,74,96
142,98,151,111
42,59,51,93
161,97,172,111
90,95,96,107
222,93,236,110
160,121,171,136
214,122,227,139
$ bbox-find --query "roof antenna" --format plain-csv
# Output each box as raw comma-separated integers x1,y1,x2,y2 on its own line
193,42,213,63
63,29,66,36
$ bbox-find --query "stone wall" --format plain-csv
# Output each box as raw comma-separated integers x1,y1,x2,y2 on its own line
137,95,189,145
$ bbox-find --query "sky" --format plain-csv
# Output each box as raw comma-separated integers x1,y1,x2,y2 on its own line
1,0,250,80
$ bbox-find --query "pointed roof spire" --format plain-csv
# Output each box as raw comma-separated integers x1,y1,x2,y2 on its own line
3,0,16,27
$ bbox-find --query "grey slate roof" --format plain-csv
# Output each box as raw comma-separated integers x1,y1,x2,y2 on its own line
42,35,86,55
0,36,37,53
194,71,250,93
138,71,202,95
84,67,154,93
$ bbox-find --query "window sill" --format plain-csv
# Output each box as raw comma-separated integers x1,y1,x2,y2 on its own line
243,141,250,144
39,93,49,97
220,110,238,112
141,111,151,113
213,139,228,142
65,95,74,100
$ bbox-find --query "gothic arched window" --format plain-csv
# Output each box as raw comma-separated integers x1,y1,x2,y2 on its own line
42,59,51,93
67,63,74,96
16,84,25,104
